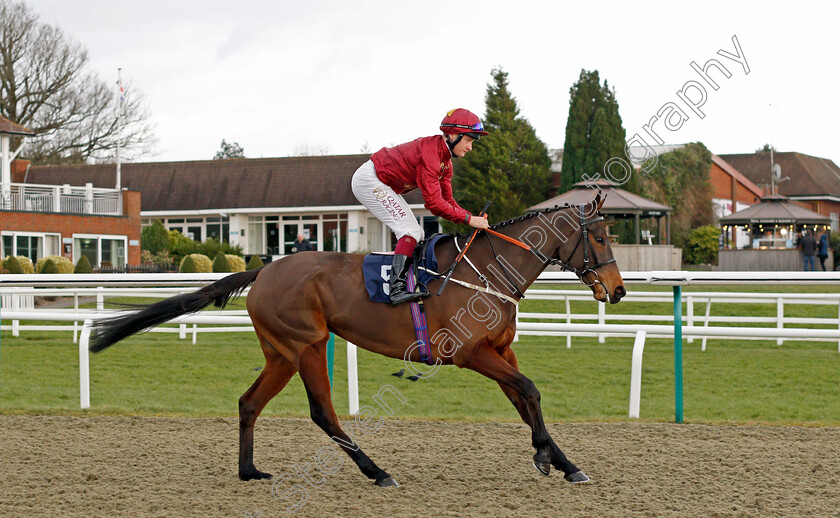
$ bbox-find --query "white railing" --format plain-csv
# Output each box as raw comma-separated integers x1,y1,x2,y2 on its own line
2,271,840,415
0,182,122,215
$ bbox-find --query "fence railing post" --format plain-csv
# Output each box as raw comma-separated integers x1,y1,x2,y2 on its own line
79,320,92,409
629,330,647,418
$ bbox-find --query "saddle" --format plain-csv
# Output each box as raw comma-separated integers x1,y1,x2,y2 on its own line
362,234,446,303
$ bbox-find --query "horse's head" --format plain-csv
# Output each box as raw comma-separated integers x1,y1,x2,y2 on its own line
553,191,626,304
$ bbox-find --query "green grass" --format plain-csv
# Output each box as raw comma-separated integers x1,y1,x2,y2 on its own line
1,286,839,425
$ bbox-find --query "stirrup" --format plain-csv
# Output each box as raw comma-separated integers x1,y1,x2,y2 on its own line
390,288,429,306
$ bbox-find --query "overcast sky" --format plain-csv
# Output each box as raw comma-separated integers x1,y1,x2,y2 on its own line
28,0,840,172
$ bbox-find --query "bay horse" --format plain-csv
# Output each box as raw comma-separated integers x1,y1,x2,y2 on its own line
90,191,625,487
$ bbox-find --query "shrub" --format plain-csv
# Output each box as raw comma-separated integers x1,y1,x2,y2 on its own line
226,254,246,272
179,255,198,273
40,259,59,274
179,253,212,273
0,267,9,274
74,255,93,274
168,230,196,263
685,225,721,265
152,250,175,269
212,251,232,273
246,255,264,270
140,249,154,264
35,255,74,274
3,256,24,274
16,256,35,274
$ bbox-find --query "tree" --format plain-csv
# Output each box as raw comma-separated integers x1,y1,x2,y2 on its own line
140,220,169,254
560,69,628,193
637,142,715,248
755,143,777,154
0,0,153,164
451,67,553,226
213,139,245,159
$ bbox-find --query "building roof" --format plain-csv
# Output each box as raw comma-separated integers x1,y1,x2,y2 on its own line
25,154,425,212
711,154,763,198
718,151,840,198
719,194,830,225
0,116,34,136
529,179,671,215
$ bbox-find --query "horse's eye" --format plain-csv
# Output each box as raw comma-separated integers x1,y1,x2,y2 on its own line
595,236,605,244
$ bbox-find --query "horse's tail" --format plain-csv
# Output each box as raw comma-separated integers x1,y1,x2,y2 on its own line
89,267,264,353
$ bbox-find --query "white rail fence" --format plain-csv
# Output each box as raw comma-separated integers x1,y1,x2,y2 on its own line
2,271,840,416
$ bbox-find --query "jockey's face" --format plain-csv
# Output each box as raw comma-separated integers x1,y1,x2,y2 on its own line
447,134,476,157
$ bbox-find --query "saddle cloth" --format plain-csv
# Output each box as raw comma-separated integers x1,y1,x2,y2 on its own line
362,234,445,303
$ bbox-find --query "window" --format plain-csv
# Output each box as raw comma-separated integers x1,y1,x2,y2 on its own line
1,232,59,263
73,235,127,268
831,212,838,232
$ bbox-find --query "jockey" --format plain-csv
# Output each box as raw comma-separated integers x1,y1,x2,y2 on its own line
352,108,491,305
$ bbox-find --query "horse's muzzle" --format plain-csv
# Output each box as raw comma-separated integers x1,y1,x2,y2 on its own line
610,285,626,304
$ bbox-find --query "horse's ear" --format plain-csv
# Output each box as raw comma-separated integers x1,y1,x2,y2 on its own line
594,189,606,212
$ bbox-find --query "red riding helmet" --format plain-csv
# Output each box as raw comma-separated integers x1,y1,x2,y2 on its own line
440,108,489,139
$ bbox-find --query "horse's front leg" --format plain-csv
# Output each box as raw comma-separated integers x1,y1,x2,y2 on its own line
491,346,590,482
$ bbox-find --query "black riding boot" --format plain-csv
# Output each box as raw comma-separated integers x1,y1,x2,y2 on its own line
389,254,428,306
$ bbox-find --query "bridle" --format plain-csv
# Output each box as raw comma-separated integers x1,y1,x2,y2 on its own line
529,204,617,287
481,204,617,298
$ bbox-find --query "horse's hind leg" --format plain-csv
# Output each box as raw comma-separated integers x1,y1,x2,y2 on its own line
497,346,588,482
239,333,298,481
297,337,399,488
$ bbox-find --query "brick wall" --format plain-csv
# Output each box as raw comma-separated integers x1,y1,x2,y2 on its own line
0,190,142,264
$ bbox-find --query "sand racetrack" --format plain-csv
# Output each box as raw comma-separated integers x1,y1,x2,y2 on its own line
1,415,838,517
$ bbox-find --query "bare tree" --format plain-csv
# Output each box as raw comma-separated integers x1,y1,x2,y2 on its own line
0,0,154,164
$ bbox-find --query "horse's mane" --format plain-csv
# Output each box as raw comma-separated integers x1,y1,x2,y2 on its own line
438,201,580,243
489,202,573,230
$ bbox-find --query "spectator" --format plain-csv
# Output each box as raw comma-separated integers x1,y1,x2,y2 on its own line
818,231,830,271
291,234,312,254
799,230,817,271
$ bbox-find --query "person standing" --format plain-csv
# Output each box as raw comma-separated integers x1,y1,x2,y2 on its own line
817,231,830,271
799,230,817,271
292,234,312,253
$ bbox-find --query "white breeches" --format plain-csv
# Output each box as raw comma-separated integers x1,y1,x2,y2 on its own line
351,160,424,242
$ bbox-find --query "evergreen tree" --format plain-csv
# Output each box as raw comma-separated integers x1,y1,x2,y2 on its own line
560,70,628,193
40,258,58,274
213,139,245,159
141,220,169,255
212,251,232,273
246,255,264,271
637,142,714,248
452,67,553,227
74,255,93,273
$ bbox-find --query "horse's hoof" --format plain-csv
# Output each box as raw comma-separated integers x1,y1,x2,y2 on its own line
375,476,400,488
565,471,590,483
532,460,551,476
239,469,272,481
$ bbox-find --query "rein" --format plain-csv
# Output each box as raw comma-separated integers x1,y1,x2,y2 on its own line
467,204,617,298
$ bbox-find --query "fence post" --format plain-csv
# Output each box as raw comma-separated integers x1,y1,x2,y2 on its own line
598,301,605,343
347,341,359,416
701,299,712,352
565,295,572,349
673,286,684,424
79,320,92,409
327,333,335,387
629,330,647,418
776,297,784,346
686,296,694,344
